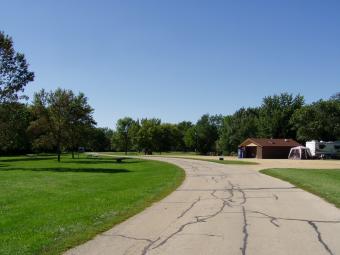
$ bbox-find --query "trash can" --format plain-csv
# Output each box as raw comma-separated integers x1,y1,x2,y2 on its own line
238,147,244,158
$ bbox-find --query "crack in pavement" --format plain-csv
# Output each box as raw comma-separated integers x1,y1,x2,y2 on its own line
177,187,297,192
89,157,340,255
248,210,340,255
228,182,235,201
241,206,249,255
245,195,279,199
151,219,203,250
238,186,247,205
210,189,219,200
149,182,237,252
101,234,160,255
248,210,340,224
101,234,153,243
196,200,232,221
211,176,219,183
104,162,337,255
210,186,234,207
141,237,161,255
308,221,334,255
178,233,224,238
226,181,247,206
151,199,232,250
177,197,201,219
248,210,280,227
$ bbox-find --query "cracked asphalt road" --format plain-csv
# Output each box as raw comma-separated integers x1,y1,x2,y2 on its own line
65,157,340,255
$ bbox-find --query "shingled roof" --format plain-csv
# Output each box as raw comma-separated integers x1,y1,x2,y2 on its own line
239,138,301,147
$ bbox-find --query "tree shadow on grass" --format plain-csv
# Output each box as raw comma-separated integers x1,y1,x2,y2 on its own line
0,157,55,163
63,159,144,165
0,167,131,174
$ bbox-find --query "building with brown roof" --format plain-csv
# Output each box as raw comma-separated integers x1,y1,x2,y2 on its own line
239,138,301,159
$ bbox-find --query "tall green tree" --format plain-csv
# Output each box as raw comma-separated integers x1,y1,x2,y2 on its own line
115,117,137,155
195,114,219,154
27,90,53,152
0,31,34,155
158,123,181,153
0,31,34,103
29,89,73,161
28,88,95,161
218,108,259,154
129,119,141,152
0,102,31,155
291,99,340,141
111,131,123,151
257,93,304,139
216,116,232,154
87,127,113,152
137,118,161,154
184,126,197,152
177,121,193,151
68,92,96,158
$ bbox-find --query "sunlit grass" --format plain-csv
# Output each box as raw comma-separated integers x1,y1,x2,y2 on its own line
0,154,184,255
261,168,340,208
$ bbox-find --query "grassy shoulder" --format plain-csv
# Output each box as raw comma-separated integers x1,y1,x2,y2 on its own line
190,158,258,165
103,151,198,156
0,154,184,255
102,152,258,165
260,168,340,208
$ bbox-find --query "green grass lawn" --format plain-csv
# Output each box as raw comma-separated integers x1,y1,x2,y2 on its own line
0,154,184,255
261,168,340,208
103,152,258,165
104,151,198,156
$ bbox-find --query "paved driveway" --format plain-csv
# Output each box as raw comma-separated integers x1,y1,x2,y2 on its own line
65,157,340,255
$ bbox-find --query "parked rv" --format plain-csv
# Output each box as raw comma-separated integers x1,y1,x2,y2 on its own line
305,140,340,159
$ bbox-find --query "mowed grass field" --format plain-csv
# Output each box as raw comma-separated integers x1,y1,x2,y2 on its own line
105,151,198,156
0,154,184,255
261,168,340,208
103,152,258,165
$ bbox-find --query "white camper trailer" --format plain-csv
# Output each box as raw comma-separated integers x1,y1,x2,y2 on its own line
305,140,340,159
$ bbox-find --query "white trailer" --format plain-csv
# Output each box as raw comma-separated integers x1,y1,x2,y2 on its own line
305,140,340,159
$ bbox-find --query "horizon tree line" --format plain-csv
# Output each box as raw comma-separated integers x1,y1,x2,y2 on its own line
0,31,111,160
110,93,340,155
1,30,340,158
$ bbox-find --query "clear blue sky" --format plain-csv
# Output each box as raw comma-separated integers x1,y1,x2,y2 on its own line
1,0,339,128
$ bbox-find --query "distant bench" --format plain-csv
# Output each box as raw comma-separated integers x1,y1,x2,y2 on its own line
87,153,127,163
26,154,37,158
87,153,99,158
113,157,126,163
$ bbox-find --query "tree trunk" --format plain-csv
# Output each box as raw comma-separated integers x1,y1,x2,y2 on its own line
71,134,75,159
57,143,61,162
125,135,128,155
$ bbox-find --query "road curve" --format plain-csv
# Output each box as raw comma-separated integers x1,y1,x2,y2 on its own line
65,157,340,255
